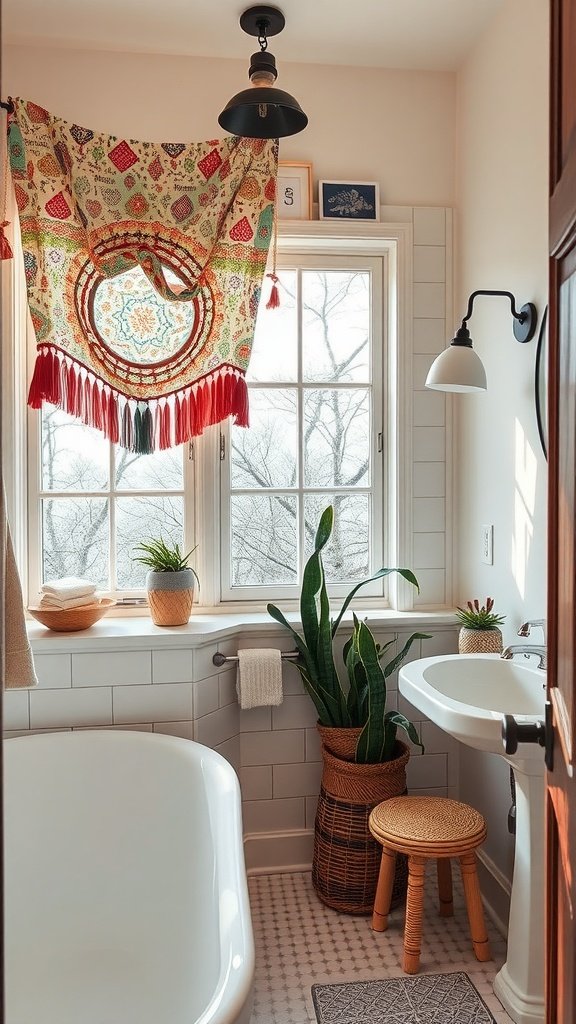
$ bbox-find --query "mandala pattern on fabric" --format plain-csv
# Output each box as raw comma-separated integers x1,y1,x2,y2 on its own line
8,97,278,452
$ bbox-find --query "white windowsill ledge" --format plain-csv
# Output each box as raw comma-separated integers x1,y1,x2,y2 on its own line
27,609,459,653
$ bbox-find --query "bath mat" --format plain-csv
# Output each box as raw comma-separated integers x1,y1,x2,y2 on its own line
311,971,496,1023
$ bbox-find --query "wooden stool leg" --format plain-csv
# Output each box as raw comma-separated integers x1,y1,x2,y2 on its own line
437,857,453,917
460,852,492,962
403,855,426,974
372,846,396,931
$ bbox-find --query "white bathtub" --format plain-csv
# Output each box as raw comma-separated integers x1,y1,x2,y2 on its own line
5,730,255,1024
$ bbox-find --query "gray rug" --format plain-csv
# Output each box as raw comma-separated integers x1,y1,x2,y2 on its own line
311,971,496,1023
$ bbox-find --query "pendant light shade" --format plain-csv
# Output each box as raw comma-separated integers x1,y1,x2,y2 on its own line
218,6,308,139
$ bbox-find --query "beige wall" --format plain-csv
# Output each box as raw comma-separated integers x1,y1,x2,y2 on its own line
455,0,548,889
3,45,456,207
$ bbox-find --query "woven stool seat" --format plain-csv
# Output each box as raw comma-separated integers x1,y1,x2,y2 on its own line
368,795,491,975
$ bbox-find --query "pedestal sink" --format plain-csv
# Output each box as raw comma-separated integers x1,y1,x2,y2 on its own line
399,653,545,1024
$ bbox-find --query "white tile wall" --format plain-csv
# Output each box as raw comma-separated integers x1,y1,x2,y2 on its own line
241,765,273,801
193,677,220,718
413,317,447,353
71,651,151,687
30,686,112,729
413,245,445,283
195,703,239,747
271,695,317,731
413,392,446,428
152,650,193,684
4,690,30,730
413,532,446,569
413,496,446,532
413,427,446,462
243,797,306,833
413,462,445,497
33,654,71,688
413,206,446,245
241,729,305,766
273,761,322,799
112,682,192,724
413,282,445,319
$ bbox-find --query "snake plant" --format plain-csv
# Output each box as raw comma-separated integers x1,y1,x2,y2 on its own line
267,505,427,764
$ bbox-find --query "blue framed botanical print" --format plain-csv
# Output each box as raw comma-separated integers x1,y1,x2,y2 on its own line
319,180,380,221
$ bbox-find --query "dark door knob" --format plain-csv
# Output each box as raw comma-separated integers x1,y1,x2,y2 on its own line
501,702,553,769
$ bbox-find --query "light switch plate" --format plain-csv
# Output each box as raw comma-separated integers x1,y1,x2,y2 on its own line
481,524,493,565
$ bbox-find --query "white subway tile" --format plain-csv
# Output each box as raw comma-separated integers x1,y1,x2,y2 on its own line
241,729,305,767
305,795,319,829
113,682,193,724
72,651,151,687
413,569,446,606
398,691,427,722
4,691,30,730
413,282,445,319
273,761,322,799
219,669,237,707
305,727,322,762
407,752,447,790
413,532,445,570
413,462,445,498
280,663,305,696
243,797,305,833
412,786,448,798
153,720,194,740
241,707,272,732
413,318,447,354
5,727,71,738
413,207,446,246
214,735,240,772
413,392,446,428
194,703,239,747
192,643,222,680
272,695,317,731
420,720,458,755
447,751,459,787
413,354,436,390
420,631,459,657
413,497,446,533
240,765,273,801
30,687,112,729
413,427,446,463
193,677,219,719
33,654,71,689
413,245,445,284
152,650,192,684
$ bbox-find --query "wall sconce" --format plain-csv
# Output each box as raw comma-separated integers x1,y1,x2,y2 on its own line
218,5,308,139
425,290,538,393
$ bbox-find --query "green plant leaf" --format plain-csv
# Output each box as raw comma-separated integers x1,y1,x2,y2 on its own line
353,619,387,763
383,632,431,679
267,602,341,726
384,710,424,755
331,567,420,637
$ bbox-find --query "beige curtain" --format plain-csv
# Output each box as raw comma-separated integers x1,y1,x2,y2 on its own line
1,486,37,689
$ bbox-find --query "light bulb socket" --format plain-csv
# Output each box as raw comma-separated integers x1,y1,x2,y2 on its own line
248,50,278,80
452,325,473,347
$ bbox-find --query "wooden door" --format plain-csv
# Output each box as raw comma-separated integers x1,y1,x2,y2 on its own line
547,2,576,1021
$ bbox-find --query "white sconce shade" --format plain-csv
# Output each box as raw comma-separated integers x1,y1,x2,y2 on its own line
425,344,487,393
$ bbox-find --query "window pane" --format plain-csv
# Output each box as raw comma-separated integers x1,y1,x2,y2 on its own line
304,493,370,582
231,389,298,489
302,271,370,383
115,446,184,490
304,389,370,487
42,497,109,586
41,406,108,491
249,270,297,382
116,496,184,589
231,495,298,586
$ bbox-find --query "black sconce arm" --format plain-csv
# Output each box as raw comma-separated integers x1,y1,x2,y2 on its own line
454,290,537,346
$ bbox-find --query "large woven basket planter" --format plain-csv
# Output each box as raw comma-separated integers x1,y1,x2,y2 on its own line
312,740,410,915
146,569,195,627
458,626,503,654
316,723,363,762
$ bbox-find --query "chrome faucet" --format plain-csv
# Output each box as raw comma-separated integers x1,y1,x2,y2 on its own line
517,618,547,642
501,644,547,671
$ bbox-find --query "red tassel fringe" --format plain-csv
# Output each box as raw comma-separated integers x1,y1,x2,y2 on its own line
266,273,280,310
0,222,13,260
26,347,251,451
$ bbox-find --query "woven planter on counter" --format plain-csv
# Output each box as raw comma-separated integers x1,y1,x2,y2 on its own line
458,626,503,654
312,739,410,915
146,569,195,627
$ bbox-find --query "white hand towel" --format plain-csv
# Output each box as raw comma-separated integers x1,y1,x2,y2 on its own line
40,593,100,610
41,577,97,599
236,649,283,710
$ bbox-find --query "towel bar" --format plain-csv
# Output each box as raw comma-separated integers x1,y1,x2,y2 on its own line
212,650,299,667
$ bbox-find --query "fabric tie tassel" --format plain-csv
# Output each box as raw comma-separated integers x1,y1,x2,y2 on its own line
266,273,280,310
265,177,280,309
0,222,13,260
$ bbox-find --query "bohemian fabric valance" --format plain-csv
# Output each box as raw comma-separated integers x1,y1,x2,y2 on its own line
8,98,278,452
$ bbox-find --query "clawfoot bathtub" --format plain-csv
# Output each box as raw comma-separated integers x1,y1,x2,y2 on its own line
5,730,254,1024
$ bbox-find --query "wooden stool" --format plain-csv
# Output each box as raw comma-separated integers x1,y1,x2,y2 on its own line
368,795,492,974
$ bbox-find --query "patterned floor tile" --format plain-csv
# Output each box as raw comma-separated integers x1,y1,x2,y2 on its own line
248,869,514,1024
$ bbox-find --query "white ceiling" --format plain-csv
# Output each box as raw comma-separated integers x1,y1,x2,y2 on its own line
4,0,504,72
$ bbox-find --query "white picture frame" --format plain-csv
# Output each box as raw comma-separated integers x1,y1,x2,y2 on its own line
277,162,313,220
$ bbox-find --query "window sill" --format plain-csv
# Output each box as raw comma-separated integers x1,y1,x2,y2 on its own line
27,608,459,653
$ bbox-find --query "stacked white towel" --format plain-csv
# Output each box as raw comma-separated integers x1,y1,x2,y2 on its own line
236,648,283,710
40,577,99,610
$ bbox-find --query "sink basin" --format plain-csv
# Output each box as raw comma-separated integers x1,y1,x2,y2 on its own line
399,652,545,1024
399,652,545,758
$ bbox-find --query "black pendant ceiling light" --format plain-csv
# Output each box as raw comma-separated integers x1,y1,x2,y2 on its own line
218,5,308,139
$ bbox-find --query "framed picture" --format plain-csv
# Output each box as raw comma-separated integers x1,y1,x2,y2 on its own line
319,180,380,222
277,162,313,220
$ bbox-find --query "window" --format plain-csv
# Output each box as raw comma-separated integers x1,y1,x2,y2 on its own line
220,254,385,600
22,229,401,607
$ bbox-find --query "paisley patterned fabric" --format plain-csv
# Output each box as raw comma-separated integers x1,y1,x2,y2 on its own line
8,98,278,452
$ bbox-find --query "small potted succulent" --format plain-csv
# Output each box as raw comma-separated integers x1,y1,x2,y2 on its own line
134,538,199,626
456,597,505,654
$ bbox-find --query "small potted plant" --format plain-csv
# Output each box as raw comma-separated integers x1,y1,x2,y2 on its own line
134,538,199,627
456,597,505,654
268,505,428,913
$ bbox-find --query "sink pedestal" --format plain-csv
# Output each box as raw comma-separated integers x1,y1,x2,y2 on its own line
493,758,545,1024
